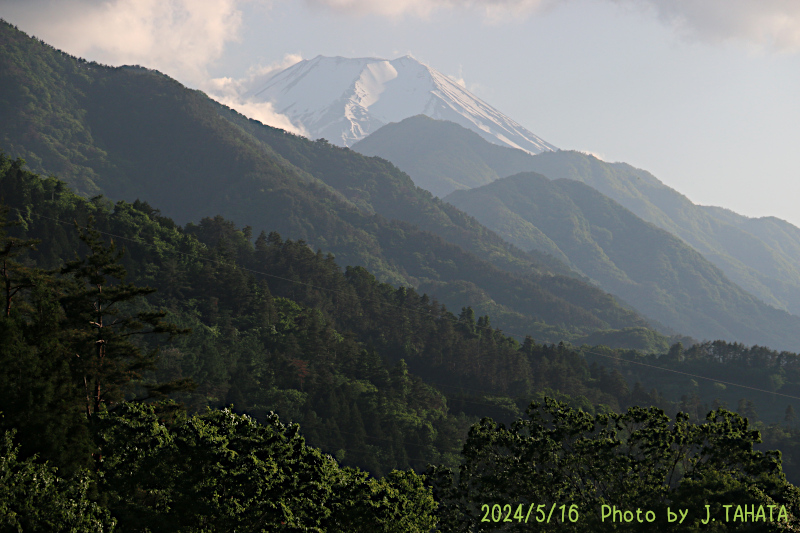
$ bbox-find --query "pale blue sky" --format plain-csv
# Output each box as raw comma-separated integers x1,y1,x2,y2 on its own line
4,0,800,225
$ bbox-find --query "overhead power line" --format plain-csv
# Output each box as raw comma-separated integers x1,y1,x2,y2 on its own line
8,205,800,403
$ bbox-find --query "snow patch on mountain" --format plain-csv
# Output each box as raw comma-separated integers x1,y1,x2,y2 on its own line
246,55,557,154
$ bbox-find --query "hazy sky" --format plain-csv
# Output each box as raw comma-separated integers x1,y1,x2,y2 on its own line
3,0,800,226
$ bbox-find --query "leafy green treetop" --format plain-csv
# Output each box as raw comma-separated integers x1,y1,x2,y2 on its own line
430,397,800,532
94,402,437,532
0,429,116,532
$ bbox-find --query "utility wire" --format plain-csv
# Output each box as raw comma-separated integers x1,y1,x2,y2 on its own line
9,205,800,404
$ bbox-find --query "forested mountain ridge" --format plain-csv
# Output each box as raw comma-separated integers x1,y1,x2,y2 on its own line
6,154,800,466
446,172,800,351
354,115,800,318
0,154,679,502
0,152,656,477
519,150,800,319
214,104,576,279
0,19,666,348
353,115,800,349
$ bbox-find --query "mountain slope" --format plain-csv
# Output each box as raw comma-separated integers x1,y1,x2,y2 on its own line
353,114,542,197
248,55,556,154
353,115,800,321
446,172,800,350
0,21,654,345
524,151,800,318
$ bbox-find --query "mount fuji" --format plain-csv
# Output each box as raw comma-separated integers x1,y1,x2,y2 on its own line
246,55,557,154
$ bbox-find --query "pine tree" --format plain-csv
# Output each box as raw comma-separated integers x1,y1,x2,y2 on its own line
59,217,189,420
0,205,89,473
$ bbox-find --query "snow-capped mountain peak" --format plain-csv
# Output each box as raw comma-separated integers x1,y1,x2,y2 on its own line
247,55,556,154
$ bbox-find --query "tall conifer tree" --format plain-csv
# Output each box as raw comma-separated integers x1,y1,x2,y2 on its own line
59,217,189,420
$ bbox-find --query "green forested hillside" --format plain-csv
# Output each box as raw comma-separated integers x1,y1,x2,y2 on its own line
215,106,576,279
6,147,800,530
0,20,660,347
0,153,666,476
446,172,800,350
0,156,663,522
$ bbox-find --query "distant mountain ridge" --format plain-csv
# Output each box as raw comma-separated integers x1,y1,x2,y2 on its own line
525,151,800,319
354,116,800,324
353,115,546,197
249,55,556,155
446,172,800,349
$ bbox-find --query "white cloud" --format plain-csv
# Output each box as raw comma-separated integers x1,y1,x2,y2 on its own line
578,150,605,161
210,95,310,136
239,54,305,97
447,75,467,88
303,0,555,19
305,0,800,51
617,0,800,52
446,64,467,88
203,53,308,136
2,0,247,84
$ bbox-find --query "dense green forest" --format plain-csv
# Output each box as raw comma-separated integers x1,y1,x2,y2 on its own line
5,153,800,530
0,153,661,477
